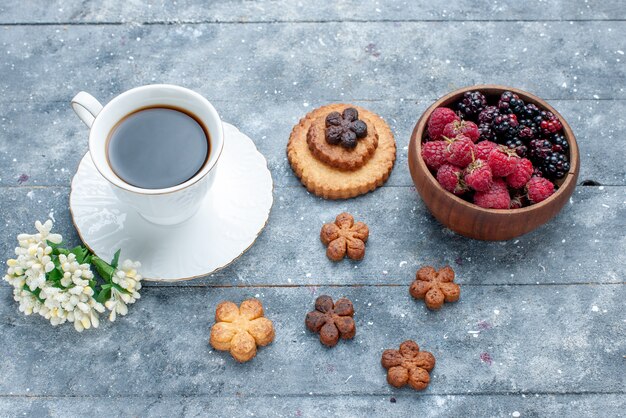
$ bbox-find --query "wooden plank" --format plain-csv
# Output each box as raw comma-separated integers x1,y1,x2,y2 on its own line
0,394,624,417
1,186,624,286
0,22,623,105
0,1,625,24
1,285,624,397
0,99,624,189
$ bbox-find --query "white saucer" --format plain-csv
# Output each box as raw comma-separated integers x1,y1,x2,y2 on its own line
69,122,273,281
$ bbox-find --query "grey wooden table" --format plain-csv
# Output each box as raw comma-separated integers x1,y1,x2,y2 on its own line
0,1,625,417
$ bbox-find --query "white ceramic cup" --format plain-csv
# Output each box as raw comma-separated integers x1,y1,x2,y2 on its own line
71,84,224,225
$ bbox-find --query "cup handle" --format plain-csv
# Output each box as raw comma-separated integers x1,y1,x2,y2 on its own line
71,92,103,128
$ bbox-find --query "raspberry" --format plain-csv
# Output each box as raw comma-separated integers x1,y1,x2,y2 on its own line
464,159,493,192
445,135,475,168
421,140,448,171
436,164,467,195
487,146,520,177
509,190,527,209
442,120,480,143
473,179,511,209
474,140,498,160
506,158,533,189
527,176,555,203
428,108,460,141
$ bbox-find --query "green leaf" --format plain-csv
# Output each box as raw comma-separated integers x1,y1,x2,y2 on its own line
47,267,63,282
95,286,112,304
111,282,131,295
46,240,60,250
70,246,89,264
110,249,121,269
22,284,45,303
91,256,115,282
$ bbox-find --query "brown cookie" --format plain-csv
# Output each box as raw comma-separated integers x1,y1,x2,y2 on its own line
209,298,275,362
320,212,369,261
306,105,378,171
288,103,396,199
409,266,460,310
381,340,436,391
305,295,356,347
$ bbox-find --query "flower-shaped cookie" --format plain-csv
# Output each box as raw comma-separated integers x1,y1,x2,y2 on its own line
209,298,275,362
381,340,436,391
305,295,356,347
320,212,369,261
325,107,368,148
409,266,460,310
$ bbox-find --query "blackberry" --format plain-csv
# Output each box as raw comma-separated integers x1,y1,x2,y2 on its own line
504,138,528,158
493,114,519,140
550,133,569,154
542,153,570,179
498,91,525,115
529,138,553,162
477,105,499,125
519,103,540,120
478,123,496,142
518,126,535,143
518,104,541,136
540,111,563,135
456,91,487,120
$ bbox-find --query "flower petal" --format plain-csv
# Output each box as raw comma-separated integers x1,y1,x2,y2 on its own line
333,298,354,316
320,223,340,245
314,295,334,313
439,282,461,302
381,349,403,369
335,212,354,229
386,366,408,388
326,237,347,261
239,298,264,320
334,316,355,339
407,367,430,391
350,222,369,242
215,301,239,322
319,321,339,347
248,317,275,347
305,310,327,332
210,322,237,351
425,286,445,310
417,266,436,282
436,266,455,283
409,280,432,299
229,331,257,362
346,238,365,260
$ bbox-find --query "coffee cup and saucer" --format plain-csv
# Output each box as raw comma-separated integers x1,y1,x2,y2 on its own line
69,85,273,281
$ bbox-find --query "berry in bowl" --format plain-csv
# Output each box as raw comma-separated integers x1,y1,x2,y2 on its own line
408,85,579,241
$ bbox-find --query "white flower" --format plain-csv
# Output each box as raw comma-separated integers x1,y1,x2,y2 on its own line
4,220,142,331
12,287,43,316
105,259,142,322
17,220,62,246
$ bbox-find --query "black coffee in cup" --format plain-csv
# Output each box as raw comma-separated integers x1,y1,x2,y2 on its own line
106,106,210,189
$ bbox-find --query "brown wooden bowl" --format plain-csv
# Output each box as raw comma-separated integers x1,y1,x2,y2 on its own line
408,85,580,241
